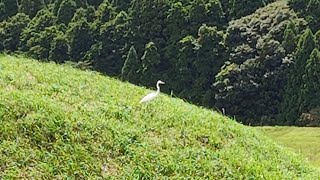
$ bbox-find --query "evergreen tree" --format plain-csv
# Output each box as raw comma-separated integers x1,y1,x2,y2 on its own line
90,10,131,75
0,3,4,21
130,0,170,54
28,26,63,60
95,0,116,24
0,0,18,21
164,2,189,42
75,0,87,8
0,13,30,51
56,0,77,24
83,42,104,69
162,2,189,86
189,0,225,33
315,30,320,47
282,21,298,54
300,48,320,112
53,0,64,15
71,7,87,23
85,6,96,23
289,0,320,32
222,0,275,20
20,9,56,51
175,25,226,104
71,6,96,23
49,34,70,63
67,18,93,61
175,35,198,99
288,0,306,15
112,0,131,11
140,42,161,86
19,0,44,18
229,0,265,20
121,45,140,83
295,29,317,73
281,28,317,124
87,0,104,7
305,0,320,31
196,25,226,104
43,0,53,6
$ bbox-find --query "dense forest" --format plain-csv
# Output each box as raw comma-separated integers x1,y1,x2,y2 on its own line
0,0,319,126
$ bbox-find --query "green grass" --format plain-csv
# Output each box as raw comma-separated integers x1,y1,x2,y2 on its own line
0,54,319,179
256,126,320,168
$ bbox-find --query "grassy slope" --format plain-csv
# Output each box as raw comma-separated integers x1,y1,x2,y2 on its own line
257,126,320,168
0,55,318,179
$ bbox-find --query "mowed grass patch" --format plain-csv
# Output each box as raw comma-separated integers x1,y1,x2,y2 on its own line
0,54,319,179
256,126,320,168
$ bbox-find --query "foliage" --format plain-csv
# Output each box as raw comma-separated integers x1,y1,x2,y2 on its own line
0,0,18,21
300,49,320,113
221,0,275,21
129,0,171,54
121,45,140,83
87,0,104,7
52,0,64,15
0,13,30,51
112,0,132,11
315,30,320,47
27,26,61,60
49,33,70,63
95,0,116,24
19,9,57,52
282,21,298,54
188,0,226,33
56,0,77,24
289,0,320,32
139,42,161,86
281,28,317,124
214,2,300,125
19,0,45,18
0,55,318,178
164,2,189,42
176,24,226,105
67,18,93,61
175,35,198,98
71,6,96,23
90,10,131,76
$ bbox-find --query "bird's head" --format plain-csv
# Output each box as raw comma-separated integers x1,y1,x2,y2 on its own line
157,80,165,85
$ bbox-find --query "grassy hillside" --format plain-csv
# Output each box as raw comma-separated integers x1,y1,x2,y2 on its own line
257,126,320,168
0,54,319,179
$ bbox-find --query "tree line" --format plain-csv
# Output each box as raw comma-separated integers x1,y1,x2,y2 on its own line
1,0,320,126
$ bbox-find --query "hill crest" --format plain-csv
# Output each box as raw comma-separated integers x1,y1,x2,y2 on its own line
0,54,318,178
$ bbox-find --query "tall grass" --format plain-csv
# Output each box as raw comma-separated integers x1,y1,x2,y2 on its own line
0,54,318,179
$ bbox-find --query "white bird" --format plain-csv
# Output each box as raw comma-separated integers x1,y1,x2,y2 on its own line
139,80,165,103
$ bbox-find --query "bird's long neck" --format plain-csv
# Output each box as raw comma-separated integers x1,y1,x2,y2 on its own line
156,82,160,95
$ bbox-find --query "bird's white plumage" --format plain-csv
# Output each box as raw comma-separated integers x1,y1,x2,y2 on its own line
139,80,165,103
139,92,157,103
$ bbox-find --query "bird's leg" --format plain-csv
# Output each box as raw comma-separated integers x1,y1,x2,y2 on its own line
142,104,152,129
150,102,157,117
142,104,151,117
143,104,148,115
179,118,187,147
147,104,153,119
